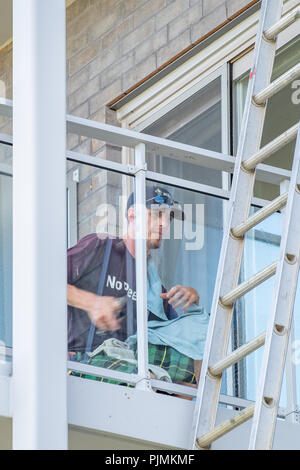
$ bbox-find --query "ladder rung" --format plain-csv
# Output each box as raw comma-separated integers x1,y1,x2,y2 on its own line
264,7,300,40
209,332,266,377
231,192,288,238
220,261,277,307
243,124,299,171
196,405,255,449
253,63,300,105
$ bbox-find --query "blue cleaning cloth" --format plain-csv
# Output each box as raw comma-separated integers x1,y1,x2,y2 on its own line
126,258,209,360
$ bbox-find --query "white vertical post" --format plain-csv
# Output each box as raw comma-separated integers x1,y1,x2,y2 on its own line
134,143,151,390
13,0,67,449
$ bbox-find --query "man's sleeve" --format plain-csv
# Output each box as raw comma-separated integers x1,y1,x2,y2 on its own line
67,233,106,285
161,285,178,320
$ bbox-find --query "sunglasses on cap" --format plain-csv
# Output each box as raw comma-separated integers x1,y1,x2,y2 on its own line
146,188,175,207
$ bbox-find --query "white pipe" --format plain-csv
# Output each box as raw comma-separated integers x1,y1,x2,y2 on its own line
13,0,67,450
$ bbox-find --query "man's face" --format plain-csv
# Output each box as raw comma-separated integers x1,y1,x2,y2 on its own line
147,208,173,249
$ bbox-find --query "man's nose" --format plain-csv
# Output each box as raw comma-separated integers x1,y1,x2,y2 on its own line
160,213,170,227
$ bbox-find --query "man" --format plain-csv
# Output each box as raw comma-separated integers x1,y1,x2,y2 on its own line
67,185,208,387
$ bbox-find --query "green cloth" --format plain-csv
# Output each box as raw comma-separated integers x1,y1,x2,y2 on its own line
70,343,197,386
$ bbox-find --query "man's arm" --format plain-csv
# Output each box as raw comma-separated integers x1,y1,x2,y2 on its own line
160,285,200,311
67,284,122,331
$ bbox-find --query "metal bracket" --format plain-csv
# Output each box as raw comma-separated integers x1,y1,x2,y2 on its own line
72,168,79,183
127,163,147,175
135,375,152,392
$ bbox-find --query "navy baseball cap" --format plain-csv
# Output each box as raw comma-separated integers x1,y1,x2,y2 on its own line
126,186,184,220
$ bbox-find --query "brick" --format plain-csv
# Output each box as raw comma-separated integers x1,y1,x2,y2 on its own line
67,29,89,58
77,160,97,182
78,187,109,223
122,54,156,90
88,7,124,42
191,4,227,43
67,133,80,151
89,79,122,115
78,219,93,240
91,107,121,127
69,40,100,76
121,18,155,55
73,135,92,156
135,27,167,64
226,0,255,18
96,0,121,17
78,169,107,202
203,0,223,16
104,145,123,164
101,52,134,88
168,2,203,40
132,0,165,28
67,67,89,96
101,29,118,50
68,75,100,112
157,29,191,67
69,101,90,119
91,137,106,154
89,44,121,80
0,79,6,98
67,4,97,39
155,0,189,31
66,0,90,25
118,15,135,39
122,0,147,17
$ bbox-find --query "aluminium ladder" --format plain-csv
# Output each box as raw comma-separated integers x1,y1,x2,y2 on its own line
189,0,300,450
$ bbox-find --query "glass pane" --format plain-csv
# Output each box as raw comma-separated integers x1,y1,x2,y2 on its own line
67,163,139,382
145,180,225,389
0,143,12,373
232,37,300,408
234,207,282,402
0,139,12,167
233,36,300,200
144,77,223,188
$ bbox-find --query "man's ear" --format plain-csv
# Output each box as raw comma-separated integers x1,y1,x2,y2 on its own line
127,206,135,223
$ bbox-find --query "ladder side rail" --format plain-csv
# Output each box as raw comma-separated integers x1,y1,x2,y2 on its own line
249,123,300,450
189,0,284,450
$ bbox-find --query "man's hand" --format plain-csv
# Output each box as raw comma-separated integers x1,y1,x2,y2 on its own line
68,284,122,331
160,285,200,311
86,294,123,331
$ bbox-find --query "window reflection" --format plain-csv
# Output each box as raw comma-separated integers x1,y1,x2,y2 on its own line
66,165,224,393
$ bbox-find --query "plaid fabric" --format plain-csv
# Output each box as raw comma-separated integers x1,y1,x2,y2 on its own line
69,343,196,386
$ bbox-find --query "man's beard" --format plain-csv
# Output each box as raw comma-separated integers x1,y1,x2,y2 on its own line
147,237,162,249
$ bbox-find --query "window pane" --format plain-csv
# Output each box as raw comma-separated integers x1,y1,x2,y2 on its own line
67,162,139,382
145,180,225,389
0,143,12,371
236,207,282,402
144,77,223,188
233,37,300,200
